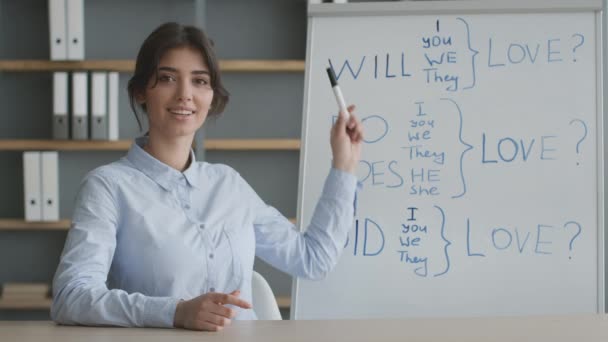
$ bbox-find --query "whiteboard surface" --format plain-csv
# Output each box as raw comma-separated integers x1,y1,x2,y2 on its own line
294,2,604,319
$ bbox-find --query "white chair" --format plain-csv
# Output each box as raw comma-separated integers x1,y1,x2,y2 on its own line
251,271,282,320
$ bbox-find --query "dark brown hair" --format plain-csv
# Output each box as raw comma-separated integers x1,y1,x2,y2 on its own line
127,22,229,130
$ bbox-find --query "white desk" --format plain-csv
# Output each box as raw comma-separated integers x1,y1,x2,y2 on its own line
1,315,608,341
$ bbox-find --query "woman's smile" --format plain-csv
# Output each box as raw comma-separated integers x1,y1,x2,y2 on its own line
168,106,196,120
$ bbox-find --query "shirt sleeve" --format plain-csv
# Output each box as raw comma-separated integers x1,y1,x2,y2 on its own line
242,167,357,280
50,171,180,328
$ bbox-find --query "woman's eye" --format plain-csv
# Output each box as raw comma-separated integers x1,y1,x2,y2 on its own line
195,78,210,86
159,74,175,82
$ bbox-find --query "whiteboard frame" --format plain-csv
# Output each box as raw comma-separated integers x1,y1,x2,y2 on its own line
309,0,603,16
596,6,606,315
293,0,605,319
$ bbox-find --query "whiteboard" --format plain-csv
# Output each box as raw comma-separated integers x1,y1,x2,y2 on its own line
293,0,605,319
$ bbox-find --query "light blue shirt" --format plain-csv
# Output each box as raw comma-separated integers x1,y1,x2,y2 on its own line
51,136,357,327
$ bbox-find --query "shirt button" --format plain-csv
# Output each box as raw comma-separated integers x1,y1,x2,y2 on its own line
199,224,204,229
183,204,191,210
210,287,215,292
209,253,214,259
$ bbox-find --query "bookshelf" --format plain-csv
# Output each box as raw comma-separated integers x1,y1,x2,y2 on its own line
0,60,305,73
0,0,306,321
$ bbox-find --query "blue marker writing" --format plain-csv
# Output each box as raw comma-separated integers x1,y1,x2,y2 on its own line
326,65,350,119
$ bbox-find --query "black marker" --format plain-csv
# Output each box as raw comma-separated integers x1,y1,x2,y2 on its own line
326,66,350,119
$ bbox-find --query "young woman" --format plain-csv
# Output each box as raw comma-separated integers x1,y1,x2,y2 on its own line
51,22,363,331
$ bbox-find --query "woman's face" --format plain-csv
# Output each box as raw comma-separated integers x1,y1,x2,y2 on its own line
140,46,214,140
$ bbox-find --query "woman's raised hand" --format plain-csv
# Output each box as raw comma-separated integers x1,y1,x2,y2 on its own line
330,105,364,174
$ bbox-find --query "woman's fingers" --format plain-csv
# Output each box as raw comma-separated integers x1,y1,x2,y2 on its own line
356,119,364,141
202,311,231,328
193,318,225,332
334,105,356,133
346,107,357,130
210,303,237,319
346,113,364,143
187,310,232,331
212,292,252,309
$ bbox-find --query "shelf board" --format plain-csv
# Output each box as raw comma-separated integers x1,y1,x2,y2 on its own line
0,218,296,230
0,139,132,151
0,60,305,73
0,298,53,310
276,296,291,309
0,60,134,72
0,139,301,151
221,60,304,72
0,219,71,230
204,139,301,151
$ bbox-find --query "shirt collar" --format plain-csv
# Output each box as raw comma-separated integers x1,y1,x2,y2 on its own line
126,136,200,191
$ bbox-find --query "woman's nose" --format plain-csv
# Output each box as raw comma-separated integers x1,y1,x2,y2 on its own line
177,81,193,102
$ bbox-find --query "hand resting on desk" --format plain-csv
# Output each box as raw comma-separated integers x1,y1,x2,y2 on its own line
173,290,252,331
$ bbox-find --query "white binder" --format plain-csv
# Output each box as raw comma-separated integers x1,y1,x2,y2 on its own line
71,72,88,139
66,0,84,60
91,72,108,140
48,0,67,60
53,72,69,139
23,152,42,222
41,152,59,221
108,72,119,141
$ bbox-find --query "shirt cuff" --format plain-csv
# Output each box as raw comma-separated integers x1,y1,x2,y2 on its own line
143,296,180,328
322,168,358,204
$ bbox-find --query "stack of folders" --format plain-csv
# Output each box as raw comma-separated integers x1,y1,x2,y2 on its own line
0,283,51,301
49,0,85,61
52,71,120,140
23,152,59,222
50,0,120,141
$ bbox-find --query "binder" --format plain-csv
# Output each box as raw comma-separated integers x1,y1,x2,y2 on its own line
23,152,42,222
108,72,119,141
66,0,84,60
71,72,88,140
53,72,69,139
91,72,108,140
41,152,59,221
48,0,67,60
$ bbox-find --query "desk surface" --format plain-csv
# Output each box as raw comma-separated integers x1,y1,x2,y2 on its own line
2,315,608,342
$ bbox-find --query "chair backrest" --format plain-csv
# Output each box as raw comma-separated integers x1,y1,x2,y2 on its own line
251,271,282,320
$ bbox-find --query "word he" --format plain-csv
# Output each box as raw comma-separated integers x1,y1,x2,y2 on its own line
358,161,441,196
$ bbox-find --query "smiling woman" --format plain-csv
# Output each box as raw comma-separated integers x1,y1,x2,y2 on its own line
49,22,364,332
